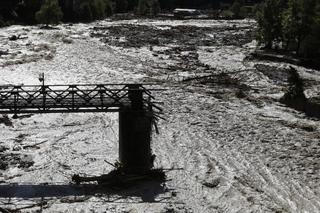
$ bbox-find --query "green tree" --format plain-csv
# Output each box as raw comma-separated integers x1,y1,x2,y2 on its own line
137,0,160,16
79,1,93,22
35,0,63,25
103,0,113,16
282,0,300,50
127,0,138,10
115,0,128,13
0,15,5,27
299,1,320,57
138,0,149,15
150,0,160,16
230,0,242,18
18,0,43,24
90,0,105,19
256,0,284,49
282,0,317,55
77,0,112,22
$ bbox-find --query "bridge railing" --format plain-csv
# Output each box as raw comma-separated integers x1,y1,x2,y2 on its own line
0,84,160,114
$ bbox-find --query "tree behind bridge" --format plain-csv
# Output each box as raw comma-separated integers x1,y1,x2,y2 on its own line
35,0,63,25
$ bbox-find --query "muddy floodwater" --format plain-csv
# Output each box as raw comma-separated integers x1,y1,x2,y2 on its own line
0,18,320,212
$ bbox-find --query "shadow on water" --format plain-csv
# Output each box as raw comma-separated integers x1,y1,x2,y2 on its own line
0,180,168,203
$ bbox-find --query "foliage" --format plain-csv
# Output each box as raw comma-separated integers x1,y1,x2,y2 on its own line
114,0,129,13
35,0,63,25
282,0,317,54
300,3,320,58
2,0,265,25
77,0,113,22
230,0,242,18
256,0,284,49
0,16,4,27
18,0,43,24
256,0,320,59
239,6,254,18
103,0,114,16
150,0,161,16
79,1,93,22
137,0,149,15
220,10,235,19
127,0,139,10
137,0,160,16
158,0,175,9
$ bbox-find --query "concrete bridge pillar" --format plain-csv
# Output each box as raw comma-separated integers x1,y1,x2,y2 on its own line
119,84,153,174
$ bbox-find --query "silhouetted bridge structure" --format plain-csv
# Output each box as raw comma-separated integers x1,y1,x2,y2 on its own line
0,83,162,174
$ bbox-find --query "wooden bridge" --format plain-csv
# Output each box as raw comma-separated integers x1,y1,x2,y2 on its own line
0,83,162,174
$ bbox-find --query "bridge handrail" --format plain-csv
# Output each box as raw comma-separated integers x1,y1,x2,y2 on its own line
0,84,162,115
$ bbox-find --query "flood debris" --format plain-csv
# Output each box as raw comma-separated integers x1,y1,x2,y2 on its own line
0,49,9,56
72,168,166,188
254,64,290,85
91,24,215,48
22,140,48,149
0,115,13,127
0,201,48,213
0,153,34,171
202,178,220,188
91,24,253,48
8,35,20,41
184,72,249,88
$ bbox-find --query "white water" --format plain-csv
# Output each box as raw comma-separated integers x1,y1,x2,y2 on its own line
0,19,319,212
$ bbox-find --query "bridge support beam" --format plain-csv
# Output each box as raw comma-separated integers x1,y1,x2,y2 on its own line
118,85,153,174
119,110,152,173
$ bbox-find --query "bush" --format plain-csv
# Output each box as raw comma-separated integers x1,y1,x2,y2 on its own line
128,0,139,11
298,0,320,57
256,0,320,59
137,0,160,16
79,1,93,22
220,10,235,19
239,6,253,18
282,0,317,55
0,16,4,27
35,0,63,25
18,0,43,24
77,0,113,22
150,0,160,16
230,0,242,18
103,0,113,16
256,0,284,49
114,0,128,13
91,0,105,19
138,0,149,15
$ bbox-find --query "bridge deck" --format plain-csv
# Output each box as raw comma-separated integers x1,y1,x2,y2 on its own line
0,84,155,114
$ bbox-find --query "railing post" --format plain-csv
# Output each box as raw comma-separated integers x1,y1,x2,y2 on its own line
12,86,20,118
13,91,18,118
118,84,153,174
41,85,47,112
